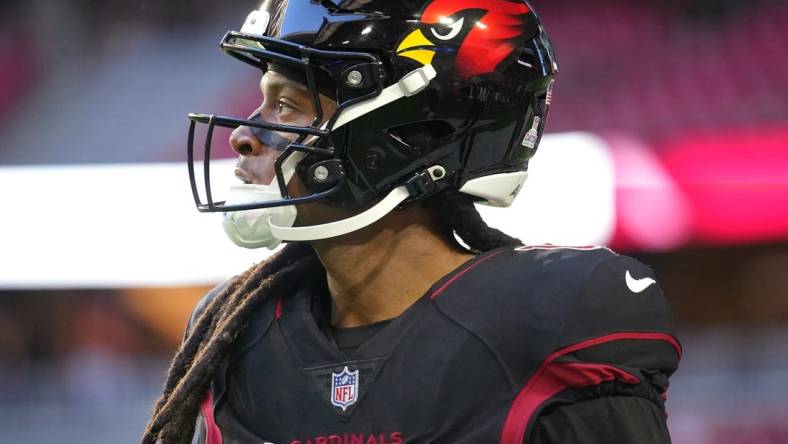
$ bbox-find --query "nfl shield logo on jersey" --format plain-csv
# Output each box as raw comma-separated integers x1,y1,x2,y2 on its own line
331,366,359,411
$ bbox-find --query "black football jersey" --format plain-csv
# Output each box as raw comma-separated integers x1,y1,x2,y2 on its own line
189,246,681,444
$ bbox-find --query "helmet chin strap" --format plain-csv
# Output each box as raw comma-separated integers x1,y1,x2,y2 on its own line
268,186,411,242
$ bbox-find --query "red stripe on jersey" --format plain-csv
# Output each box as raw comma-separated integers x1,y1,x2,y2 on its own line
275,299,284,320
429,249,505,300
514,244,607,251
499,332,682,444
200,391,223,444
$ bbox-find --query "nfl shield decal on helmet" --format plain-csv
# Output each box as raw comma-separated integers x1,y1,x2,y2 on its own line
331,366,359,411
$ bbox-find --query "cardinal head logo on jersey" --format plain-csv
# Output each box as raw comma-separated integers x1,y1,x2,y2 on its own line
396,0,535,78
331,366,359,411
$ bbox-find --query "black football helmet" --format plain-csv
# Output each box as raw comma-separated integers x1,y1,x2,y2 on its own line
188,0,557,244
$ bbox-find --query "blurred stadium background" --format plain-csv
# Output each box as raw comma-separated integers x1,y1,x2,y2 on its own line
1,0,787,442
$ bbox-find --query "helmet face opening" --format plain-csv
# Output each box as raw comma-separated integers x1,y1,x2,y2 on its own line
187,28,390,213
188,0,558,220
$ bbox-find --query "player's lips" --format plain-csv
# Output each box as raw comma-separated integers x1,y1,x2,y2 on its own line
397,28,435,66
235,152,279,185
234,168,256,185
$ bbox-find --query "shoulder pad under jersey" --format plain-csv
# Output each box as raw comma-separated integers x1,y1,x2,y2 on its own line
432,246,680,388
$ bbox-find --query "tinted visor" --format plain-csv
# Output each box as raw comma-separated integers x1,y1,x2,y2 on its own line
248,112,292,152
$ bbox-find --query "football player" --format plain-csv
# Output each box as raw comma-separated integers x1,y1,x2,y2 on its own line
143,1,680,443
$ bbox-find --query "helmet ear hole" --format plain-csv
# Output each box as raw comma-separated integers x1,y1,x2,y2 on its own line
387,120,455,149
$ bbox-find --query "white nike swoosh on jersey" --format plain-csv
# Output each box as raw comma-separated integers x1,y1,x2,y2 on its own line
625,270,656,294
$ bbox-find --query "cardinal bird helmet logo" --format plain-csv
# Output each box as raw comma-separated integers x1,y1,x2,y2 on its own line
396,0,535,78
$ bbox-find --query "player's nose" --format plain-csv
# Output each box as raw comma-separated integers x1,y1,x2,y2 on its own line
229,125,263,156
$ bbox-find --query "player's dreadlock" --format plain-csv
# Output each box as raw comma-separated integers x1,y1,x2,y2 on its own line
140,191,520,444
428,191,522,252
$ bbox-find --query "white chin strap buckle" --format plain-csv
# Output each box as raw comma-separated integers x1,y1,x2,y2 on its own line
399,66,435,96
